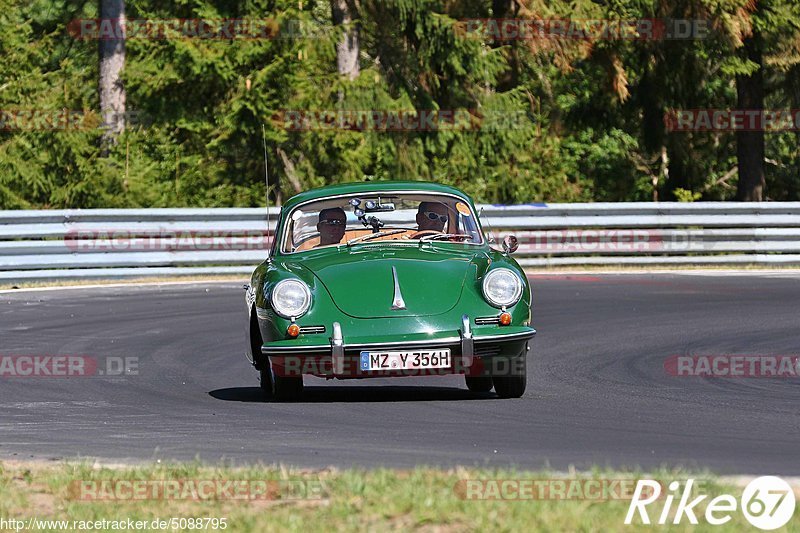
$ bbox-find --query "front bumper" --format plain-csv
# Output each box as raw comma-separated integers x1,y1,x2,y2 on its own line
261,315,536,378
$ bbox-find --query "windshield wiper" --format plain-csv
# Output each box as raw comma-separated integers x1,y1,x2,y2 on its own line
419,233,473,242
346,229,407,246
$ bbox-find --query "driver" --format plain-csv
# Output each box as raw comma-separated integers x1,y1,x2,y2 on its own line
415,201,449,233
316,207,347,246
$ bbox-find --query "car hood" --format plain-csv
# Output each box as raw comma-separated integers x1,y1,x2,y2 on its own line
295,245,481,318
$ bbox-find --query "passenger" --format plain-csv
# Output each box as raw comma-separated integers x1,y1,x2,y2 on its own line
316,207,347,246
415,201,449,233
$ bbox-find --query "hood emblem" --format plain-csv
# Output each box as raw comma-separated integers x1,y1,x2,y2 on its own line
391,266,407,310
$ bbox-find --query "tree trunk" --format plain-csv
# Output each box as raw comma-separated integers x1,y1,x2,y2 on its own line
491,0,518,90
735,31,765,201
787,64,800,200
331,0,359,79
99,0,126,151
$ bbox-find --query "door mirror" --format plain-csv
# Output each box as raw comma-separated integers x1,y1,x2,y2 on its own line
502,234,519,255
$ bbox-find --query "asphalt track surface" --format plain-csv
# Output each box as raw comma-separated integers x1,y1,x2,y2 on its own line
0,273,798,474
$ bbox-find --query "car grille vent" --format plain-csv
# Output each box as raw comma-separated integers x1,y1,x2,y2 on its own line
475,345,501,357
299,326,326,334
475,316,501,325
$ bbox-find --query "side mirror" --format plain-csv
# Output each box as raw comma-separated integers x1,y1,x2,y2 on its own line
502,234,519,255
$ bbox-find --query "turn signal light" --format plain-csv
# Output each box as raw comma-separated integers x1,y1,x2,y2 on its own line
287,324,300,337
499,312,512,326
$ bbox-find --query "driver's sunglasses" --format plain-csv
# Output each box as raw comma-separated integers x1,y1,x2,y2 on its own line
319,219,346,226
423,211,448,223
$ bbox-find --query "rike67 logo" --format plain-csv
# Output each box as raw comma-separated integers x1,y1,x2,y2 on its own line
625,476,795,530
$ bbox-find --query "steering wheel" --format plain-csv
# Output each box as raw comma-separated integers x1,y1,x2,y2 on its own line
410,230,442,240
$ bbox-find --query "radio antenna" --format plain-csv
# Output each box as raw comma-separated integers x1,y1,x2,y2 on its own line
479,207,496,245
262,123,271,216
262,124,273,262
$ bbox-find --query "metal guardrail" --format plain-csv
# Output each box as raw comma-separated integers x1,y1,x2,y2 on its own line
1,203,799,281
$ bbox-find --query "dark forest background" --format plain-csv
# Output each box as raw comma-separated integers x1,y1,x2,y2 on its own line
1,0,799,208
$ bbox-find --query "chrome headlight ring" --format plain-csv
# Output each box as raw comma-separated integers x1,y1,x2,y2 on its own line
481,268,523,308
269,279,312,319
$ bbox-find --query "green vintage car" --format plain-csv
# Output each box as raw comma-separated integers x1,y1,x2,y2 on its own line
244,181,535,400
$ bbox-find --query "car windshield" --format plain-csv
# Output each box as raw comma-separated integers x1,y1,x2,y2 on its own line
281,192,483,253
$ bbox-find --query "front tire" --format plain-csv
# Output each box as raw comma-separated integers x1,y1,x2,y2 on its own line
465,376,494,392
493,354,527,398
261,364,304,401
272,374,303,401
259,367,273,397
251,310,274,400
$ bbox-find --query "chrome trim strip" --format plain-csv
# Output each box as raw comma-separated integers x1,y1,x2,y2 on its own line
391,266,407,310
262,336,460,355
263,345,330,354
473,329,537,342
244,285,256,307
261,329,535,355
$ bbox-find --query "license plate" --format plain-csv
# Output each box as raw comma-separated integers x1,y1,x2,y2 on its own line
360,349,451,371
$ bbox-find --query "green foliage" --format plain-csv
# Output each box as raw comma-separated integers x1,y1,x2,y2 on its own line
1,0,800,207
673,188,703,202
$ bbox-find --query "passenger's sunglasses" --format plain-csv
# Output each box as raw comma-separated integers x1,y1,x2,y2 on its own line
422,211,448,223
319,219,346,226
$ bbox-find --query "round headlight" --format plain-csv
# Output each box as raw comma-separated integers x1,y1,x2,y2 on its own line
270,279,312,318
482,268,523,308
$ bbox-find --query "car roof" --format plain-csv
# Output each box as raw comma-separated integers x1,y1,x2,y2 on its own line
281,181,472,211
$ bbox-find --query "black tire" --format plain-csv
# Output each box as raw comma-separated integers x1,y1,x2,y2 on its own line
258,367,273,397
493,354,527,399
251,310,274,400
261,364,304,401
271,370,304,401
465,376,494,392
250,307,302,401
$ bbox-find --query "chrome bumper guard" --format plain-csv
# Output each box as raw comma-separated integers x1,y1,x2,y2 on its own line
461,314,474,368
331,322,345,375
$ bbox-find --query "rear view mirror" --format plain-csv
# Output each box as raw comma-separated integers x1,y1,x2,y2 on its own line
365,199,395,213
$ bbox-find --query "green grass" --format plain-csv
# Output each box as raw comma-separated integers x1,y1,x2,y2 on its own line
1,461,796,532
